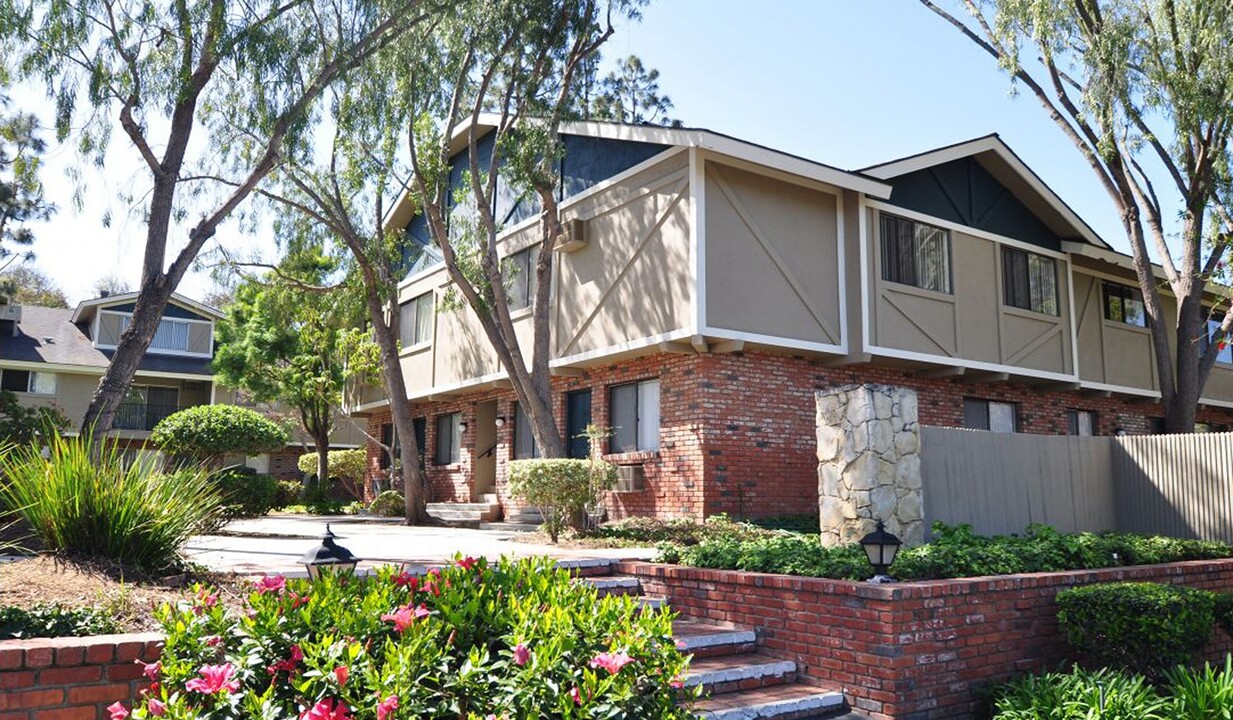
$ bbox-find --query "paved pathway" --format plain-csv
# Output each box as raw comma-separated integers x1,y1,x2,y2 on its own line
186,515,654,576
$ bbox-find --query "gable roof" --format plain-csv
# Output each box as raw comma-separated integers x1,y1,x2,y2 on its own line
69,291,224,325
860,134,1111,250
1,305,213,376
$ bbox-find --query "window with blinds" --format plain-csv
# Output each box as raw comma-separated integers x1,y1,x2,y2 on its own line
1001,247,1059,315
879,213,952,294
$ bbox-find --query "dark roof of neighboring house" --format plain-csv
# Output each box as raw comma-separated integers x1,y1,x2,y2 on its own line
0,305,213,377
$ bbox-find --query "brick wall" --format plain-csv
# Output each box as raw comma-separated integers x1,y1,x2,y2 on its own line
616,559,1233,720
268,449,303,482
361,349,1233,521
0,633,161,719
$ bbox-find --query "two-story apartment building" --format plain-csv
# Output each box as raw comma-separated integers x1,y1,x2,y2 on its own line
351,120,1233,521
0,291,367,478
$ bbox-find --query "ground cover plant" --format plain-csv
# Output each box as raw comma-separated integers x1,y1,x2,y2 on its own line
654,522,1233,581
992,658,1233,719
0,434,225,573
0,602,120,639
121,557,695,720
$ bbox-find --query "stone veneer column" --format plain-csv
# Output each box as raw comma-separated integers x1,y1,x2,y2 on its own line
816,384,923,547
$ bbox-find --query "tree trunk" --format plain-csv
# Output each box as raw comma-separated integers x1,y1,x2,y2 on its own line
82,284,175,434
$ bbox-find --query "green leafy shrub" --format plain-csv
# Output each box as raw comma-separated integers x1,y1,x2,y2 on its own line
297,448,367,499
274,479,302,508
151,405,288,464
508,458,617,542
369,490,404,517
590,515,782,546
120,557,696,720
658,522,1233,582
0,603,120,639
1057,582,1215,678
0,390,68,444
0,434,224,573
211,468,279,519
992,665,1169,719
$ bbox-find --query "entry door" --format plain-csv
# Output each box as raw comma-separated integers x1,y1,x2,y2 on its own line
565,389,592,459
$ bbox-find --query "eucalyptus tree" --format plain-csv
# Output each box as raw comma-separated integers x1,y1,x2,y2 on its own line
402,0,640,458
921,0,1233,432
0,98,50,271
0,0,442,434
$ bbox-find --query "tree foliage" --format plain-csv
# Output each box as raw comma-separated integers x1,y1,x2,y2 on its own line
0,0,442,434
0,264,68,307
213,247,375,485
589,54,678,126
0,96,51,272
922,0,1233,431
0,390,68,445
151,404,288,464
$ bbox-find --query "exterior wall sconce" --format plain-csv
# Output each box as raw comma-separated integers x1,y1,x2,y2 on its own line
459,421,469,433
859,519,902,584
494,416,506,427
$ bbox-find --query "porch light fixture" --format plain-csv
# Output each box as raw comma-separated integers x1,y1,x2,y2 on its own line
859,520,902,584
494,416,506,428
300,524,359,579
459,421,469,433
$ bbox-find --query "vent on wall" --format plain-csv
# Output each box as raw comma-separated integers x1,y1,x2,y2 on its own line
614,464,645,493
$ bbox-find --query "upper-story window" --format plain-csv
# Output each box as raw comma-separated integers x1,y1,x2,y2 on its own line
0,369,56,395
610,378,660,453
879,213,952,294
1208,319,1232,365
502,246,540,311
1001,247,1058,315
398,292,434,349
119,316,192,352
1103,282,1146,327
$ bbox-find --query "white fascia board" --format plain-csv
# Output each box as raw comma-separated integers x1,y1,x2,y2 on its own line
71,292,224,324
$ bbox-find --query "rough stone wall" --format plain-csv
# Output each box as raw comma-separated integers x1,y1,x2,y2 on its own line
817,384,923,546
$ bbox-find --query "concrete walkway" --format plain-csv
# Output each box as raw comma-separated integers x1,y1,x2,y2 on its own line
186,515,655,575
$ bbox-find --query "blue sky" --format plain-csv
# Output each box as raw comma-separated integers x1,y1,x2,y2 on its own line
19,1,1130,304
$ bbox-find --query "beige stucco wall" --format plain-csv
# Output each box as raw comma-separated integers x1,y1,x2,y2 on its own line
867,207,1073,376
395,150,693,395
704,161,842,346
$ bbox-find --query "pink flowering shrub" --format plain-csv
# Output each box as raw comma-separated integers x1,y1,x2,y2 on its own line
125,556,696,719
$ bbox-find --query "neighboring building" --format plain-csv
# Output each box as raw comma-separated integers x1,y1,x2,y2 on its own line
350,120,1233,521
0,291,366,477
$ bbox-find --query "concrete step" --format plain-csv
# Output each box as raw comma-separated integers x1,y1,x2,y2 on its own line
696,684,847,720
673,618,759,659
685,655,797,695
555,558,616,577
425,502,501,524
639,595,667,611
580,575,641,596
505,507,543,523
478,521,541,532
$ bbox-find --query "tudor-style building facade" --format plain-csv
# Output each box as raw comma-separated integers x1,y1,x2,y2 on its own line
350,120,1233,521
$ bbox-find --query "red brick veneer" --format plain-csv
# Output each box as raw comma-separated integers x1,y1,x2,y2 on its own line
363,349,1233,520
0,633,161,719
615,559,1233,720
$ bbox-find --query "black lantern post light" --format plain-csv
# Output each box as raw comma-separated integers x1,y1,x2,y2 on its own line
858,519,902,583
300,524,360,579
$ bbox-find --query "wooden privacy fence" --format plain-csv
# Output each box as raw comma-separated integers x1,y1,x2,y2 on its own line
919,426,1233,542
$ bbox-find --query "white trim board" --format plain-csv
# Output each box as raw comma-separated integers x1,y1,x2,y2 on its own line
0,359,212,381
700,327,846,356
865,344,1079,384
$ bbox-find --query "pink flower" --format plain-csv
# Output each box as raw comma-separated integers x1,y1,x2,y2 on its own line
376,695,398,720
290,592,311,609
333,665,349,686
268,644,304,675
392,572,418,590
381,603,431,632
147,699,167,717
570,686,583,705
141,661,161,680
255,575,287,594
301,699,351,720
512,643,530,667
107,702,129,720
670,678,685,689
204,635,222,647
674,639,687,650
456,556,479,571
185,663,240,695
193,589,219,615
589,651,635,675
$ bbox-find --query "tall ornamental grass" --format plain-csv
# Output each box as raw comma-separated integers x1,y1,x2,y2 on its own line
0,434,224,573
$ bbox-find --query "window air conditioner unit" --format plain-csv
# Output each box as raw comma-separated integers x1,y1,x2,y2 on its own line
0,304,22,323
554,218,587,253
614,464,645,493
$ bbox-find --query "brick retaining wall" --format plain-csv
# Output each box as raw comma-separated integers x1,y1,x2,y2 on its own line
615,558,1233,720
0,633,161,719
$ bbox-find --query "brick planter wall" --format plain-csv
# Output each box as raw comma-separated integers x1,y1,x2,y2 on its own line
615,559,1233,720
0,633,161,719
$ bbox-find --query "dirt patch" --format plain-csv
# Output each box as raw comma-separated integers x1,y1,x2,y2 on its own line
0,557,250,633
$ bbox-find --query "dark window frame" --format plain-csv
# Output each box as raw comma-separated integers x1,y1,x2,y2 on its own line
1066,409,1097,436
608,378,661,453
434,412,462,465
879,213,953,294
513,403,540,460
398,292,434,349
0,369,31,393
962,398,1018,433
1103,282,1147,327
1001,246,1059,316
502,245,540,311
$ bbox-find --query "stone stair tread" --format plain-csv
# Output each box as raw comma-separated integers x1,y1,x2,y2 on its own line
684,656,796,687
696,684,846,720
426,502,499,510
581,575,640,589
672,619,758,651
